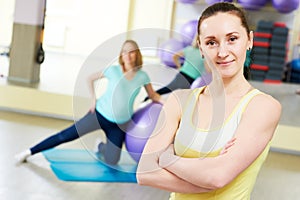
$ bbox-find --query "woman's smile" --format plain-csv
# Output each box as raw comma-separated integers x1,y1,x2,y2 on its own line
216,59,235,66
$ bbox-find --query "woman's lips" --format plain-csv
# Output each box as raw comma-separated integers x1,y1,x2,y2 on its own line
216,60,234,66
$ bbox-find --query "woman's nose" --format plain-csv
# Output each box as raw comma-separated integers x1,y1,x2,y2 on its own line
217,44,229,58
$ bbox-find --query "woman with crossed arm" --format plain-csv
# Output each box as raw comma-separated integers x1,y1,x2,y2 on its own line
137,2,281,200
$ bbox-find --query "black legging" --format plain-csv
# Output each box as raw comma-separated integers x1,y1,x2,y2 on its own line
30,111,127,165
144,71,195,101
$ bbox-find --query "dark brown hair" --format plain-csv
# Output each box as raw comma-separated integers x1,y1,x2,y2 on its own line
197,2,251,39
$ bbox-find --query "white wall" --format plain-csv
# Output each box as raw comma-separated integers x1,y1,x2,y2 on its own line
0,0,15,47
128,0,174,30
127,0,175,57
44,0,130,55
0,0,298,58
0,0,131,56
0,0,175,57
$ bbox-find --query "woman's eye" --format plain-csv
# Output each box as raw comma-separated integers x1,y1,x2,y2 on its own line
206,41,216,46
229,37,237,42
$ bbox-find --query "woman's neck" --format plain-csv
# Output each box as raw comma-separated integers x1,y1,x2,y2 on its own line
206,74,251,98
122,63,136,73
223,77,251,96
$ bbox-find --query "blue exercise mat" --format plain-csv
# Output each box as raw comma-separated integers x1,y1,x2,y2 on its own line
42,149,137,183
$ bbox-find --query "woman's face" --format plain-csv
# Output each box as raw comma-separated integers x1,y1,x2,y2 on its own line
199,12,253,78
121,42,137,66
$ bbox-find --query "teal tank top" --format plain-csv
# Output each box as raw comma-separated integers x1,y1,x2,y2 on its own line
96,65,150,124
179,46,205,79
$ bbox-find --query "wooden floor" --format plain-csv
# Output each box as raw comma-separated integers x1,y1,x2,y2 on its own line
1,52,300,199
0,112,300,200
1,110,170,200
1,110,300,200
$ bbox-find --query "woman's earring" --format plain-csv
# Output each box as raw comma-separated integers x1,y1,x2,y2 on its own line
201,54,204,59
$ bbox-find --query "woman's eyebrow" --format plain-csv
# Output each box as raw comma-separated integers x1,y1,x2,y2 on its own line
226,31,239,36
204,31,239,39
204,35,216,40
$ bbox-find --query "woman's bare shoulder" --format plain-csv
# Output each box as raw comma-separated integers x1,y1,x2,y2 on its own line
255,91,281,109
247,90,282,119
170,89,197,104
162,89,196,115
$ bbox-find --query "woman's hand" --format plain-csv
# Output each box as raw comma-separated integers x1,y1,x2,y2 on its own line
173,51,184,69
153,93,165,105
89,98,96,113
159,137,235,169
159,144,177,168
144,84,165,105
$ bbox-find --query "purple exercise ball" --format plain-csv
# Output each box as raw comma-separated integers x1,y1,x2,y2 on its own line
180,19,198,46
159,38,184,68
237,0,268,10
190,73,212,89
177,0,198,4
272,0,300,13
205,0,233,5
125,102,163,162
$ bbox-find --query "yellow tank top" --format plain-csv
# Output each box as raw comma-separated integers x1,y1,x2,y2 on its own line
171,87,270,200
